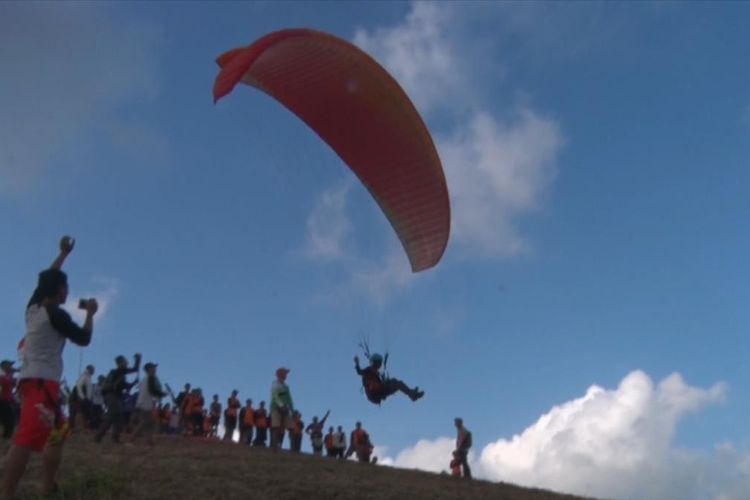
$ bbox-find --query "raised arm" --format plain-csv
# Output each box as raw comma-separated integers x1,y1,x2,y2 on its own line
50,236,75,270
320,410,330,426
354,356,365,376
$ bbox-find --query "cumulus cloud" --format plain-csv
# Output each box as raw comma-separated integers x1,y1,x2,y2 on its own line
440,111,562,257
304,2,564,302
64,277,120,326
479,371,727,498
0,3,163,197
304,182,353,261
353,2,468,115
378,437,459,473
348,248,416,306
379,371,749,500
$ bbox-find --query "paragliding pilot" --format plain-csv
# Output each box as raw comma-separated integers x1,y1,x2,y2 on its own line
354,347,423,404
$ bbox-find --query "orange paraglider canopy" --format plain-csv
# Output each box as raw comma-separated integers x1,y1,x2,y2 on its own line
213,29,450,272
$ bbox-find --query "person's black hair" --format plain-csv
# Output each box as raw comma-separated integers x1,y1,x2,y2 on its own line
31,269,68,304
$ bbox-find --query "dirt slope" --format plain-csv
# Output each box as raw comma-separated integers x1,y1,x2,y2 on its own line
4,435,593,500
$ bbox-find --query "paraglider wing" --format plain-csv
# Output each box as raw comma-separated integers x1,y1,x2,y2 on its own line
213,29,450,272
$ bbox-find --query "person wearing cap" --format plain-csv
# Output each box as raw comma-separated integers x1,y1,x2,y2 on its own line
69,364,95,431
0,360,18,439
3,236,97,499
94,353,141,443
224,390,240,442
131,362,167,445
270,368,294,450
354,353,424,405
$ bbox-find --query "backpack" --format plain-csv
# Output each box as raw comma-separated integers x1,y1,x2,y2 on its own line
461,431,472,450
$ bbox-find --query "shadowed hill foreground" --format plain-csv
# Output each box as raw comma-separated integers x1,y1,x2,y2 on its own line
3,435,594,500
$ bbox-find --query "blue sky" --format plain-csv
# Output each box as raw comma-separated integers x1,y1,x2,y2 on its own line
2,2,749,498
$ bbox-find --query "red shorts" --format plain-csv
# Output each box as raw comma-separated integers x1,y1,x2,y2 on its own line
14,379,68,452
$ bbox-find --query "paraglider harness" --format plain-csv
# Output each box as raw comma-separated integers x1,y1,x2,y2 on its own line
358,342,389,405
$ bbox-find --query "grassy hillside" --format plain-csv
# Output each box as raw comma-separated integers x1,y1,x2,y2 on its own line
4,435,592,499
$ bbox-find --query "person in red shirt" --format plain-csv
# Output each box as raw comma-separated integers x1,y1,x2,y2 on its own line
0,360,18,439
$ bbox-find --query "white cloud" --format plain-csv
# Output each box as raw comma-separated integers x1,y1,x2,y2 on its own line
0,3,162,197
64,277,120,326
378,371,750,500
439,110,562,258
353,2,468,115
305,2,565,303
348,249,416,306
379,437,459,473
304,182,353,261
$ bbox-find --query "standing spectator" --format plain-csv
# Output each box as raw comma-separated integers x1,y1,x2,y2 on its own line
224,390,240,442
189,389,205,436
346,422,373,462
209,395,221,438
252,401,268,447
305,410,330,456
0,360,18,440
333,425,347,459
239,399,254,446
290,411,304,452
270,368,294,450
70,365,94,430
2,236,97,498
175,383,191,433
89,375,105,430
324,427,335,457
94,353,141,443
454,417,472,479
131,363,167,445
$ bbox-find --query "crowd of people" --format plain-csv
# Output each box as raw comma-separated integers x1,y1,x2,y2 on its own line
0,236,473,498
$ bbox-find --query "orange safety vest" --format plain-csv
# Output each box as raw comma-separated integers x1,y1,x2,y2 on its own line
242,407,254,427
352,429,367,447
191,396,204,416
255,409,267,429
183,394,194,415
324,433,334,449
292,415,303,434
226,397,240,418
